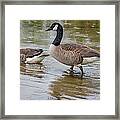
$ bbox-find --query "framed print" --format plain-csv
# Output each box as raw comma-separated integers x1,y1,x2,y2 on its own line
0,0,119,119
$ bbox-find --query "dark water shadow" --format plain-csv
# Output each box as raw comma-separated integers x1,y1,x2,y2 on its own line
20,63,44,78
49,72,100,100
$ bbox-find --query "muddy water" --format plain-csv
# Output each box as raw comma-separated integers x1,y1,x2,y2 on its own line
20,20,100,100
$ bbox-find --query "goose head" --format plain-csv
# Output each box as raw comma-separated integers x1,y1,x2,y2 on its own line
46,22,62,31
46,23,63,46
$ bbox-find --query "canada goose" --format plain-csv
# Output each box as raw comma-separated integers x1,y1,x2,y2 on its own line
20,48,49,64
46,22,100,77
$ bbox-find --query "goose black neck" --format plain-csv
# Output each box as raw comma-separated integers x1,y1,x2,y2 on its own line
52,25,63,46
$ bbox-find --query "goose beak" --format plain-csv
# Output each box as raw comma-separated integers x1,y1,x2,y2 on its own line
45,27,52,31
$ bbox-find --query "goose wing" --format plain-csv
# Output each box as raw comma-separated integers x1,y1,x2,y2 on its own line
20,48,43,58
60,43,100,58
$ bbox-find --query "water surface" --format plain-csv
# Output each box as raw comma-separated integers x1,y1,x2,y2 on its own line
20,20,100,100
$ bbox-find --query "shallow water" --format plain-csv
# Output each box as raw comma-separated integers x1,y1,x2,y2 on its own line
20,20,100,100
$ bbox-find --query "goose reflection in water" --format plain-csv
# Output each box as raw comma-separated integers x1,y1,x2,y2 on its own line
49,73,100,100
20,63,44,79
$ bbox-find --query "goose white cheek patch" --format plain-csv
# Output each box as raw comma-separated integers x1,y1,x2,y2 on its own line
53,24,58,31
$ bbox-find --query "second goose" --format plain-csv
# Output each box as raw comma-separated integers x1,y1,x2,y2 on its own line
46,22,100,77
20,48,49,64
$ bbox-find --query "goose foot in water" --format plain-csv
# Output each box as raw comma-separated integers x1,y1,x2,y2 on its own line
64,69,74,75
70,66,74,71
67,66,83,77
79,66,84,78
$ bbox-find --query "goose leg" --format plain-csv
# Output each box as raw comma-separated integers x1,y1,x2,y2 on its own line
70,66,74,71
69,66,74,74
79,66,83,78
65,66,74,74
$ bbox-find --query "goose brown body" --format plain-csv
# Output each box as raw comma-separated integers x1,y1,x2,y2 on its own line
49,43,99,66
20,48,43,63
20,48,43,58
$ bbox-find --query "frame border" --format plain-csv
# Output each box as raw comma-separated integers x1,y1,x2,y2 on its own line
0,0,119,119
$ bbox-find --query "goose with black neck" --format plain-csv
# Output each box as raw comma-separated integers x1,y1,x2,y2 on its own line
46,22,100,78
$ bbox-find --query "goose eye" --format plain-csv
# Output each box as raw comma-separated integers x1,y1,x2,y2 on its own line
53,24,58,31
